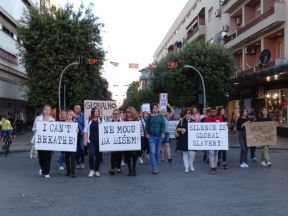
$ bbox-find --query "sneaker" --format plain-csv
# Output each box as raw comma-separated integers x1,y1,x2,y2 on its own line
252,157,257,163
244,163,249,168
88,170,95,178
168,158,173,163
94,171,101,177
76,164,80,169
80,163,85,169
210,168,217,174
190,167,195,172
38,169,43,176
139,157,144,164
261,161,267,167
44,174,50,178
116,169,121,173
58,166,64,171
184,169,189,173
240,163,246,168
152,169,158,174
266,161,272,167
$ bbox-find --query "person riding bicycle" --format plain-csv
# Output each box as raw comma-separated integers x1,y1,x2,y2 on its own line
0,115,13,148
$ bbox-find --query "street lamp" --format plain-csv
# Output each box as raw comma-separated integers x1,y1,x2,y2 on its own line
58,61,79,112
183,65,206,108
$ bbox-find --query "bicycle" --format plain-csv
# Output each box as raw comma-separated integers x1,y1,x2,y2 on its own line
2,131,12,157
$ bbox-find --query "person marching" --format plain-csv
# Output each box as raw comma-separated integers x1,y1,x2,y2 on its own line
204,107,223,174
236,108,252,168
176,108,196,173
145,104,165,174
109,109,123,175
64,110,79,177
257,107,272,167
139,110,149,163
74,105,85,169
84,107,103,178
217,107,228,169
32,105,55,178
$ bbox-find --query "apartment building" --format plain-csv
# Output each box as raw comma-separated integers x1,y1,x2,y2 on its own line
153,0,288,134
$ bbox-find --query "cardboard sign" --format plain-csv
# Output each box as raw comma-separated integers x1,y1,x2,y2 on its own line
168,120,179,139
84,100,117,122
159,93,168,110
245,121,277,147
99,121,141,152
188,122,228,150
35,121,78,152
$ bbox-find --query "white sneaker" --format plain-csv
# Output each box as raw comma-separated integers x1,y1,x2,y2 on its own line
139,157,144,164
58,166,64,171
38,169,43,176
88,170,95,178
266,161,272,167
261,161,267,167
244,163,249,168
121,161,125,167
44,174,50,178
240,163,246,168
184,169,189,173
190,167,195,172
80,163,85,169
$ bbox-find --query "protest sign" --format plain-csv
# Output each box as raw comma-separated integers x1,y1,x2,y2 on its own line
168,120,179,139
188,122,228,150
141,103,151,113
99,121,141,152
84,100,117,122
159,93,168,110
245,121,277,147
35,121,78,152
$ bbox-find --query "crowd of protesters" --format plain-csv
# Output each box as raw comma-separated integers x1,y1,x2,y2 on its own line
27,103,274,179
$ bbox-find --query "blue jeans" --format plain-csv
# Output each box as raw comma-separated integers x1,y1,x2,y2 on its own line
149,136,162,171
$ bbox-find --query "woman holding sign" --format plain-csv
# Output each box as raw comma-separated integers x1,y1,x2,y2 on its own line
84,107,103,178
32,105,55,178
257,107,272,167
176,108,196,173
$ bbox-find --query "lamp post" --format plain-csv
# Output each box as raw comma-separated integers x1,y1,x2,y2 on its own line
183,65,206,108
58,61,79,112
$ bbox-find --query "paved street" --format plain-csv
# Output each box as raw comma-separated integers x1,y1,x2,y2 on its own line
1,134,288,216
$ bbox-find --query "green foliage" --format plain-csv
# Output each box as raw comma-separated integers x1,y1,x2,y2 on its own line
152,41,234,107
17,3,111,109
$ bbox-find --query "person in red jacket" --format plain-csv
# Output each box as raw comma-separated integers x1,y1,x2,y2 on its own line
204,107,223,174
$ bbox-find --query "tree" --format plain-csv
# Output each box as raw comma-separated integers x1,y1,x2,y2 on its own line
151,41,234,107
17,3,111,109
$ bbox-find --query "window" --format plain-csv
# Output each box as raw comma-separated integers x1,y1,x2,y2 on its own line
208,7,213,22
2,25,14,38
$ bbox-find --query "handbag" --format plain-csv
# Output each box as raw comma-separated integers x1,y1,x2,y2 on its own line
174,118,183,139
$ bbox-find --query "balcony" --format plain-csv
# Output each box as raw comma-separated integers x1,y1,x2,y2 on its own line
222,0,243,13
225,3,286,48
185,24,206,44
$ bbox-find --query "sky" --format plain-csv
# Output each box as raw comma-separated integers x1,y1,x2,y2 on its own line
59,0,188,104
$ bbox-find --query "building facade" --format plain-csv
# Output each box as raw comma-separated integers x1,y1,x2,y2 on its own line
153,0,288,134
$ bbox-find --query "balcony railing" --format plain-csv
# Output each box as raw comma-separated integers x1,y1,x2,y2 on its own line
238,61,276,76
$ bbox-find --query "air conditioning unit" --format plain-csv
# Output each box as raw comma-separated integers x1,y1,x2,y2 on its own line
215,9,221,17
245,47,256,55
221,31,229,40
223,25,229,32
235,17,242,26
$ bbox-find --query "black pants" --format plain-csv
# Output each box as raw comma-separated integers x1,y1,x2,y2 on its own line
124,151,138,174
218,150,227,163
110,152,122,169
250,147,256,159
38,150,52,175
65,152,76,174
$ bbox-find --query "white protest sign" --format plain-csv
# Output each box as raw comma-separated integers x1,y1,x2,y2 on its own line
84,100,117,122
188,122,228,150
35,121,78,152
159,93,168,110
169,120,179,139
141,103,151,113
99,121,141,152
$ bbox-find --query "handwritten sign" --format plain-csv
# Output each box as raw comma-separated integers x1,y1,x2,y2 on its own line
141,103,151,113
168,120,179,139
99,121,141,152
84,100,117,122
159,93,168,110
245,121,277,147
35,122,78,152
188,122,228,150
